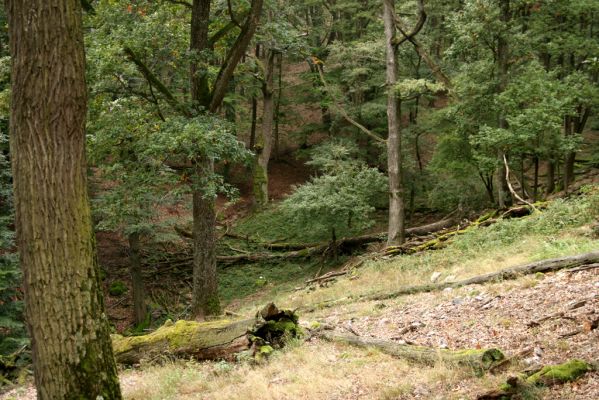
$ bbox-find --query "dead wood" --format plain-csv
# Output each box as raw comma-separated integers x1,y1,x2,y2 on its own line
365,251,599,302
477,359,596,399
111,303,299,365
321,333,505,373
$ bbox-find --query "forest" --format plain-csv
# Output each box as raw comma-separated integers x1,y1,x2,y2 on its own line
0,0,598,399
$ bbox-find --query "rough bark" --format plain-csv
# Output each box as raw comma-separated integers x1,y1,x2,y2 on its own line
6,0,122,398
384,0,405,246
322,333,504,373
112,303,299,365
191,162,220,318
129,232,146,326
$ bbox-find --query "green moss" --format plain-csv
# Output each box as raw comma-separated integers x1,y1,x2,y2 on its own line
527,359,591,386
108,281,128,296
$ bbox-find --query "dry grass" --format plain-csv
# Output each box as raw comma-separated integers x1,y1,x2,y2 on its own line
120,342,490,400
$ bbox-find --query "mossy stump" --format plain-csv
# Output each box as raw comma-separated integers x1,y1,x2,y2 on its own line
112,303,300,365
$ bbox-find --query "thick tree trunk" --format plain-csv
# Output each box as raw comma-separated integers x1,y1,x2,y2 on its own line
128,231,146,326
188,0,263,318
112,303,299,365
6,1,122,398
191,161,220,319
322,333,504,373
384,0,405,246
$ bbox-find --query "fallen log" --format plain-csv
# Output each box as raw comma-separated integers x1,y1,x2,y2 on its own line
321,333,504,374
477,359,595,399
366,251,599,302
111,303,300,365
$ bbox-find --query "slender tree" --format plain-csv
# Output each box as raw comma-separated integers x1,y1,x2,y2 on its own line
5,0,122,398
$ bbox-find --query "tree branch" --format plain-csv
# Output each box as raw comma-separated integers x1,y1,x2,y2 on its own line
503,154,537,211
209,0,264,112
394,0,426,47
316,64,386,144
123,47,191,117
227,0,243,28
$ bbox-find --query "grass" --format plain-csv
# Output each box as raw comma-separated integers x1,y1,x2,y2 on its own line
231,191,599,314
120,342,482,400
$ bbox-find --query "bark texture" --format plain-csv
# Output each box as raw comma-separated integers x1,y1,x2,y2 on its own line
384,0,405,246
6,0,122,398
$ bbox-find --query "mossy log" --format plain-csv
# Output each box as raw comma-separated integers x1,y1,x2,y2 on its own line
111,303,299,365
321,333,504,374
477,359,595,399
366,250,599,302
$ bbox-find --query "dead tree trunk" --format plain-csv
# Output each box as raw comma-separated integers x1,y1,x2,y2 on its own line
112,304,298,365
322,333,504,373
367,251,599,301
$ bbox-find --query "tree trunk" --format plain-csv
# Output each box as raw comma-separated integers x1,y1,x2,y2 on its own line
253,49,276,208
189,0,220,319
563,116,575,193
128,231,146,326
6,1,122,398
384,0,405,246
533,155,539,202
546,160,556,195
191,161,220,319
112,303,299,365
273,52,283,160
249,96,258,150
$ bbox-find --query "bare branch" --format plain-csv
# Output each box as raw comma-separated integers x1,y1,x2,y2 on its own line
394,0,426,47
503,154,538,211
316,63,386,144
123,47,191,117
227,0,243,28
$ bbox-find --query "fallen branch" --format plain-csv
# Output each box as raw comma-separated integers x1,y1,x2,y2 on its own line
112,303,299,365
321,333,504,374
477,359,596,399
364,251,599,302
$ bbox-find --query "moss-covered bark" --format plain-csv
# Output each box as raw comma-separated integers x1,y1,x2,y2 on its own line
112,303,300,365
477,359,594,400
7,1,122,398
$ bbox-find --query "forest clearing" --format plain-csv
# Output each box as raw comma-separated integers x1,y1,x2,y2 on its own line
1,1,598,399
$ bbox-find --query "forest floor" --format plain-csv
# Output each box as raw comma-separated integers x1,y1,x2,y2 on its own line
3,191,599,399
